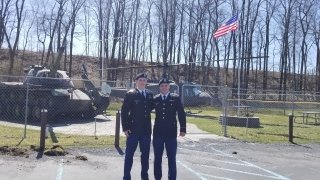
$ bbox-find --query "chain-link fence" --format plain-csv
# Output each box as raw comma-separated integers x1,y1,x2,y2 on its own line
109,82,179,99
0,74,116,147
1,73,319,145
181,84,320,143
108,82,320,143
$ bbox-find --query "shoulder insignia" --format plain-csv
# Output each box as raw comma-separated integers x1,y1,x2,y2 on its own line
154,94,161,98
127,89,137,94
170,93,179,98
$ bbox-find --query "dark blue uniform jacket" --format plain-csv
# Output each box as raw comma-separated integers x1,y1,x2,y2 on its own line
121,88,154,135
153,93,186,138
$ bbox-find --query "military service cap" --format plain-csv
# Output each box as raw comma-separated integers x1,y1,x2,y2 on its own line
158,78,172,86
135,72,148,80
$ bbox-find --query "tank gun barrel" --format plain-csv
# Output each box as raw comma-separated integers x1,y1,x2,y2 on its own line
81,64,109,115
81,64,88,77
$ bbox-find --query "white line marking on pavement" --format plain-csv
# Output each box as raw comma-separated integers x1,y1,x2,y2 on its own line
178,147,228,157
238,160,290,180
179,148,285,179
199,164,285,179
177,160,208,180
179,137,289,180
199,173,235,180
209,145,290,180
189,156,250,167
56,159,64,180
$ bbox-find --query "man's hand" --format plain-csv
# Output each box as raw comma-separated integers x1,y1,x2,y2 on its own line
179,132,186,137
124,130,131,137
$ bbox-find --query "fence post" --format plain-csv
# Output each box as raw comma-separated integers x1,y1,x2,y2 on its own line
222,85,228,137
288,114,293,142
39,109,48,151
23,83,30,138
115,110,121,148
291,93,295,116
94,116,97,139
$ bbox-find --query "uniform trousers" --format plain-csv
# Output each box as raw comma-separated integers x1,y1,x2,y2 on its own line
153,136,177,180
123,134,151,180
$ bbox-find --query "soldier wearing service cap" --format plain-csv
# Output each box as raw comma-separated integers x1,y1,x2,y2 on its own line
152,78,186,180
121,72,154,180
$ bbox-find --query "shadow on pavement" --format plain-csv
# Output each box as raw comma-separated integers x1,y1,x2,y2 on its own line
290,142,312,149
47,126,59,143
115,146,124,155
36,150,44,159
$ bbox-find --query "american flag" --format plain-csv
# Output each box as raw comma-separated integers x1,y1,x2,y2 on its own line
214,15,238,39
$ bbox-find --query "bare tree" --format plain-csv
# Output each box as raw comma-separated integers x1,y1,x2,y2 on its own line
297,0,315,91
51,0,84,76
146,0,156,80
238,0,262,90
2,0,26,75
278,0,297,99
312,5,320,92
182,0,201,82
127,0,140,81
176,0,185,82
1,0,320,96
22,11,34,57
109,0,126,81
37,0,85,77
35,11,47,64
94,0,104,80
0,0,12,49
262,0,277,91
68,0,85,77
198,0,213,85
44,0,68,66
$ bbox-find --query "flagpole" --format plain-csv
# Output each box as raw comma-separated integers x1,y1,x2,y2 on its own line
234,14,241,117
213,14,240,116
237,43,241,116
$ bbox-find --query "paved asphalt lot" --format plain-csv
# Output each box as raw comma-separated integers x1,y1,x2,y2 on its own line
0,117,320,180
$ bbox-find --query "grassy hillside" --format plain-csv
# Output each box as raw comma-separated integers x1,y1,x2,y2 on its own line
0,48,305,91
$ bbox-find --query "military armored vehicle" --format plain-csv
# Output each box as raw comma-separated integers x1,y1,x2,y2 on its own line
146,81,212,107
110,80,212,107
0,64,110,121
103,62,213,106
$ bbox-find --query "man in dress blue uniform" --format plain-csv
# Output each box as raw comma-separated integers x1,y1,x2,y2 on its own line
153,78,186,180
121,72,154,180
